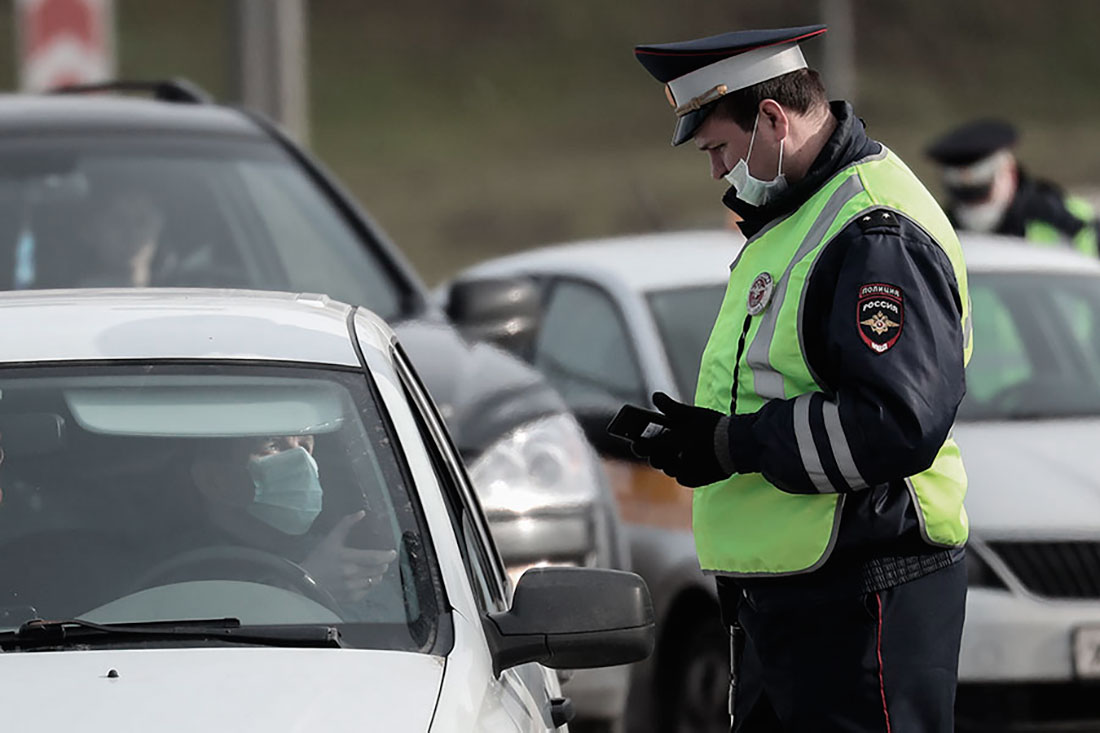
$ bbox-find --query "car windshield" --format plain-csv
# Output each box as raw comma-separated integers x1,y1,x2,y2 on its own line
0,135,406,319
0,363,443,652
648,272,1100,421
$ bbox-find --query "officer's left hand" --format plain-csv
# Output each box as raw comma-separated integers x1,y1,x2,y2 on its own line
633,392,733,488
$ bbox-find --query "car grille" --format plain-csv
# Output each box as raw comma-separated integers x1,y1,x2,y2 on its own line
987,541,1100,599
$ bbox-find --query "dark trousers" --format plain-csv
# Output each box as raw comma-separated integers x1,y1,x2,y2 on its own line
722,561,967,733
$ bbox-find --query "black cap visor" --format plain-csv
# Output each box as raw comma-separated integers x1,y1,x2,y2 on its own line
672,104,714,146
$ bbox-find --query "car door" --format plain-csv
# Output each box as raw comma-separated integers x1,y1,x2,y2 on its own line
532,277,648,413
390,343,560,732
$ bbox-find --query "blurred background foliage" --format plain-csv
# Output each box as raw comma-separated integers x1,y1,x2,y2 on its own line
1,0,1097,283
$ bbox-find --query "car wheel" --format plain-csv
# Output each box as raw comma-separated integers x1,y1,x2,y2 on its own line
663,612,729,733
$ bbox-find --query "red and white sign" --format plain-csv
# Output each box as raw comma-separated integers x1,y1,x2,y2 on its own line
16,0,115,92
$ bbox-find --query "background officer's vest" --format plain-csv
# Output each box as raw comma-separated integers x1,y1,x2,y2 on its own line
1024,194,1099,257
693,148,972,577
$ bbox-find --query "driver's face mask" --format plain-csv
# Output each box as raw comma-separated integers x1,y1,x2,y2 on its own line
247,446,323,535
724,112,788,206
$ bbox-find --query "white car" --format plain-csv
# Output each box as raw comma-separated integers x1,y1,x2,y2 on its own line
443,230,1100,732
0,289,654,732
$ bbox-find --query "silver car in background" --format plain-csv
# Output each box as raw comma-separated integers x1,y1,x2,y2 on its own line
444,230,1100,733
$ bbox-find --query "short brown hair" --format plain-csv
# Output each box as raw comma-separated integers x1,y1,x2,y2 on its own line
711,69,827,131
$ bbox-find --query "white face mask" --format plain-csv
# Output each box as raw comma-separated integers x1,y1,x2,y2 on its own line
724,112,788,206
951,153,1015,233
247,446,323,535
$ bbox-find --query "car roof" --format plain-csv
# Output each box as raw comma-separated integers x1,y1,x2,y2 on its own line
0,289,391,366
0,95,263,138
461,229,1100,293
461,230,745,292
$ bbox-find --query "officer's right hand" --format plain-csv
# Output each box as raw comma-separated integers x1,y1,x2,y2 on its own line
630,426,679,462
637,392,735,488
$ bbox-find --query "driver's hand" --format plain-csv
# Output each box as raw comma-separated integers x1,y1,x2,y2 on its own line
301,511,397,602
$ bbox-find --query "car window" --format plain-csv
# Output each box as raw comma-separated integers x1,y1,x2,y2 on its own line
533,279,645,409
392,344,509,613
0,363,443,652
0,136,405,319
235,164,401,318
964,283,1032,404
958,272,1100,420
647,285,726,400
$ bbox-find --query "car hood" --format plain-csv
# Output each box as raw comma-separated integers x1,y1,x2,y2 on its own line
955,418,1100,536
393,319,567,458
0,647,444,731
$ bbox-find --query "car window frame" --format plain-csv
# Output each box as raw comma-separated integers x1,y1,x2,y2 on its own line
388,341,510,614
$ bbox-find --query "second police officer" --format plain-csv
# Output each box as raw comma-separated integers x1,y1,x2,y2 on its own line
926,118,1100,256
627,25,972,732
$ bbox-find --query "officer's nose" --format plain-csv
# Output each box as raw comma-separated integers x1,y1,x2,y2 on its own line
709,150,728,181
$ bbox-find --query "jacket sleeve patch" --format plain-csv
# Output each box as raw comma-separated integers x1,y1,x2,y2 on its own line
857,282,904,353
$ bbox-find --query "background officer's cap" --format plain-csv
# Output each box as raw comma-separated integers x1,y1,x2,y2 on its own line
925,119,1018,167
634,25,827,146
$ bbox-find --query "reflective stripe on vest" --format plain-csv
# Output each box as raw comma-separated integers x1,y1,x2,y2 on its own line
692,148,970,576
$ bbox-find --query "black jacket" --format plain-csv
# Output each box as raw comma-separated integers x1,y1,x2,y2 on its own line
720,103,966,598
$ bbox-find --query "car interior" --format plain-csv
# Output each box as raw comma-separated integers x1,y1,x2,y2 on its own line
0,373,427,640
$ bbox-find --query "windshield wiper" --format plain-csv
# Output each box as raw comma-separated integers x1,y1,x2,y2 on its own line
0,617,343,651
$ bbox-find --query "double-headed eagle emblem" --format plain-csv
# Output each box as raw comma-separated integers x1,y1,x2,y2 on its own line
860,310,900,336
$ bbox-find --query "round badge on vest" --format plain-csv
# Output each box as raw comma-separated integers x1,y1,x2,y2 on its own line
746,272,775,316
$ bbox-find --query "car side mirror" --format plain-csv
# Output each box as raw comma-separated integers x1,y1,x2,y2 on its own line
445,276,541,356
484,567,654,675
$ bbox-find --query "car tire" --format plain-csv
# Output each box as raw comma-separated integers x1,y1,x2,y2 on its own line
661,611,729,733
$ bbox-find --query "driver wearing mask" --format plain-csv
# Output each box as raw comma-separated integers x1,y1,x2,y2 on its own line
189,434,396,604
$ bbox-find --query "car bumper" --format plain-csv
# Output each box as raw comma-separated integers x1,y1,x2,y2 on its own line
957,587,1100,732
961,587,1100,681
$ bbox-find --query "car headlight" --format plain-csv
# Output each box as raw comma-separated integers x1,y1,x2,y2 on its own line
469,413,610,578
469,413,602,516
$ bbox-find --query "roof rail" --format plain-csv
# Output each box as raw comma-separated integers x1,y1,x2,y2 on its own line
49,78,213,105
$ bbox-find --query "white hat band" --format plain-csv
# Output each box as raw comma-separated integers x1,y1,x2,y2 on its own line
667,44,808,115
942,149,1013,186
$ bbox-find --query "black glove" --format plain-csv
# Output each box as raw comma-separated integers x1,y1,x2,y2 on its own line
632,392,734,488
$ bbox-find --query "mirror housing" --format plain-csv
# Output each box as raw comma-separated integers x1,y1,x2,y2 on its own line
484,567,655,675
445,276,541,355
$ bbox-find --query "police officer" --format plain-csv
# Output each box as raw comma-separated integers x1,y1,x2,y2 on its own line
627,25,971,732
926,118,1100,256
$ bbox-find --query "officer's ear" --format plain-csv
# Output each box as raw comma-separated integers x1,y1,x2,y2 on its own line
757,99,789,143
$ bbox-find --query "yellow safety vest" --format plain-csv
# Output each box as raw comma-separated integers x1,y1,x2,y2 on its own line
693,148,971,576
